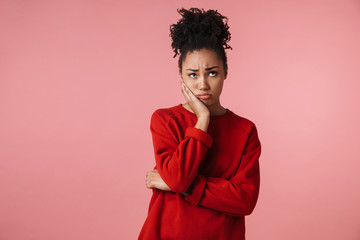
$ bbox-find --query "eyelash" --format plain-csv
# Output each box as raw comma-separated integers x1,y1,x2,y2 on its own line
189,72,217,78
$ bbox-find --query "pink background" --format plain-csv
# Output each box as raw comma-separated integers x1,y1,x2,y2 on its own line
1,0,360,239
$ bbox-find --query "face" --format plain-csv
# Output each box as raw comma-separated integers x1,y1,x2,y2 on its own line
180,48,227,108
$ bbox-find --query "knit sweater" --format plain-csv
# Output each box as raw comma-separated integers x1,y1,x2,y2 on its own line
138,103,261,240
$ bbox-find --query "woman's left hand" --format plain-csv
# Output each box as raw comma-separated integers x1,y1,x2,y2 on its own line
146,169,171,191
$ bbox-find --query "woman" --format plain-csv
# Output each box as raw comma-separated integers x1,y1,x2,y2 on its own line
138,8,261,240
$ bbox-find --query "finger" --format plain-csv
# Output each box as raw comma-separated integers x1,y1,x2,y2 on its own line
146,178,152,189
182,82,197,99
180,80,185,94
182,82,192,98
146,173,152,183
181,83,191,101
181,83,200,107
152,171,159,178
182,81,193,94
183,84,198,103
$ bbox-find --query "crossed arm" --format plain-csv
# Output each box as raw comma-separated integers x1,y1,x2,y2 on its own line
146,169,190,196
145,110,261,216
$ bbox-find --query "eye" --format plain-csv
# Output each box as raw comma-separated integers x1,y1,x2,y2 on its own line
209,71,217,77
189,73,196,78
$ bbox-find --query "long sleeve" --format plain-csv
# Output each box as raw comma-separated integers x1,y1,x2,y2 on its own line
139,104,261,240
183,124,261,216
150,110,213,193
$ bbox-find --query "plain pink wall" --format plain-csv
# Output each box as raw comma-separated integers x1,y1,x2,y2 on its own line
1,0,359,239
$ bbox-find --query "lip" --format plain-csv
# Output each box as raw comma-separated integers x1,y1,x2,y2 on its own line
197,94,211,100
196,93,212,96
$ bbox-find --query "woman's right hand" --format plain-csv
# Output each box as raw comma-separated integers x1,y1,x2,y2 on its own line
180,79,210,118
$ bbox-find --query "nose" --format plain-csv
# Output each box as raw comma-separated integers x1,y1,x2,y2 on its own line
198,75,210,90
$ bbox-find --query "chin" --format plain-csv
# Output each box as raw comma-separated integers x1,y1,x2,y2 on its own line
201,100,212,106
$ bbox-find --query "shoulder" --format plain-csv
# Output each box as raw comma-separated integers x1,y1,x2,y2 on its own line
227,112,261,151
228,111,259,135
150,105,181,125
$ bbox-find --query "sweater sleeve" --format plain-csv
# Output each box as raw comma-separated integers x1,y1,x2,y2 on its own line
150,110,213,193
183,124,261,216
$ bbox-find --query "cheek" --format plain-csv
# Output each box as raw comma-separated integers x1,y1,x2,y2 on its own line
183,79,194,88
214,81,224,93
186,84,196,93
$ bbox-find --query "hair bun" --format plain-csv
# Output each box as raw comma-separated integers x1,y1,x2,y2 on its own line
170,8,232,58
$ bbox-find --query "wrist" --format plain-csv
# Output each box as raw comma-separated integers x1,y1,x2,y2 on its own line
196,112,210,119
194,116,210,132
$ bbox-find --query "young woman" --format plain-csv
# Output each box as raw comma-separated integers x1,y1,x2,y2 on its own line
138,8,261,240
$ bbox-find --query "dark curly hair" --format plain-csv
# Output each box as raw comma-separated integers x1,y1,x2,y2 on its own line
170,7,232,75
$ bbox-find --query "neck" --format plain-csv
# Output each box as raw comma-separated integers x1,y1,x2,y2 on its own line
183,102,227,116
208,102,227,116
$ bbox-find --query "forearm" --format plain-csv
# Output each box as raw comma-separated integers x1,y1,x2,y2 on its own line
151,110,213,194
194,115,210,132
163,116,210,192
183,130,262,216
146,169,192,196
156,136,209,193
184,175,260,216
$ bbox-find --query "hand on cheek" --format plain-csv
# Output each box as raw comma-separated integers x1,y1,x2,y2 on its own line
180,79,210,118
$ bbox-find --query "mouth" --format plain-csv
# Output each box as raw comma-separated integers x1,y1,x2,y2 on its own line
197,94,212,100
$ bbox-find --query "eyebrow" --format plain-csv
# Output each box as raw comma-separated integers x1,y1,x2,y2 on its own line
186,66,219,71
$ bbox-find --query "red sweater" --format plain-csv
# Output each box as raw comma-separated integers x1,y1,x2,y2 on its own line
138,104,261,240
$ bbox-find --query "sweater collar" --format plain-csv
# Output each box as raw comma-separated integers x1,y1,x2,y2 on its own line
177,103,231,119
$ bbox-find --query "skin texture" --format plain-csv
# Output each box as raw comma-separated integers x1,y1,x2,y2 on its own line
146,48,228,195
179,48,227,117
146,169,171,191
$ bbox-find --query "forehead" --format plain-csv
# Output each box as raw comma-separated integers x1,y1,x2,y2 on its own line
183,49,222,67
